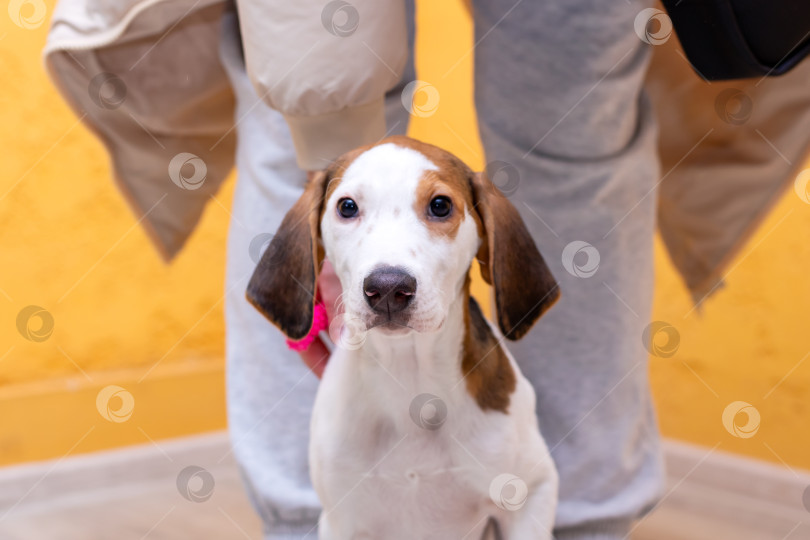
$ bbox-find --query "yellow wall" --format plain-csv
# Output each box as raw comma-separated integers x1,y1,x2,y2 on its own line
1,0,809,470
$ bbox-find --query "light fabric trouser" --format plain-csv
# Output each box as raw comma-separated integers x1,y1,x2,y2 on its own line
221,1,664,538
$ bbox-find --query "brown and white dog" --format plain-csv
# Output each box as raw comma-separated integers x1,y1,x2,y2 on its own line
247,136,560,540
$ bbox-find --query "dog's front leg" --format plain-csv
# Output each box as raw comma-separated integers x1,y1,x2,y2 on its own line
317,511,334,540
506,474,558,540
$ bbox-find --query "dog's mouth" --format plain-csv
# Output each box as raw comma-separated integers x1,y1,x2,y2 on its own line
364,311,446,336
367,316,414,335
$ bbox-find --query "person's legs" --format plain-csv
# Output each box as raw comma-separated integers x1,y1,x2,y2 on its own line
219,3,415,538
471,1,664,538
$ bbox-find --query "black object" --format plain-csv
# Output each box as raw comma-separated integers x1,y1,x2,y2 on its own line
661,0,810,80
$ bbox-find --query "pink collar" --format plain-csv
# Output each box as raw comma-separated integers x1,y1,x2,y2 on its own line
285,302,329,351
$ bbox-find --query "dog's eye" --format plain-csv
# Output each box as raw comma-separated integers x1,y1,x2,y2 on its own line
429,196,452,218
337,198,359,218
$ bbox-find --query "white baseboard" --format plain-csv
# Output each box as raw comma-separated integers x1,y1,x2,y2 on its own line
652,440,810,538
0,431,234,515
1,435,809,538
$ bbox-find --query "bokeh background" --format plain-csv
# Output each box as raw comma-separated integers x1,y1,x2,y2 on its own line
1,0,809,476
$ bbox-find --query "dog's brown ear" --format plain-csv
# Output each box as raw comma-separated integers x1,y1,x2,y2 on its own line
247,171,329,340
470,171,560,340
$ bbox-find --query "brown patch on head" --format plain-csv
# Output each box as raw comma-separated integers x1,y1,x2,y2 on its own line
322,145,369,207
461,278,516,413
411,170,470,240
374,136,482,242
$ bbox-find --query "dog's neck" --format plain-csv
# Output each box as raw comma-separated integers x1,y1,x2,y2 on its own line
354,272,515,413
360,280,468,387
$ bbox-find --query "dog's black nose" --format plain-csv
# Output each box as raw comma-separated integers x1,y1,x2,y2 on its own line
363,266,417,315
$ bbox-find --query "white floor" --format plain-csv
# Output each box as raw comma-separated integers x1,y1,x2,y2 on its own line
0,433,807,540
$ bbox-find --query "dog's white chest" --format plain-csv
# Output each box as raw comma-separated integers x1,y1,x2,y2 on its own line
311,385,502,538
320,438,494,537
308,344,550,540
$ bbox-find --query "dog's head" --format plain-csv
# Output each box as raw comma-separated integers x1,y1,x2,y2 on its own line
247,136,559,343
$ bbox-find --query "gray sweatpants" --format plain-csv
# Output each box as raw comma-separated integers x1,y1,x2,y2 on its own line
221,1,663,538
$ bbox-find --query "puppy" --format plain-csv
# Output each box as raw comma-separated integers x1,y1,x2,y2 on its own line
247,136,560,540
